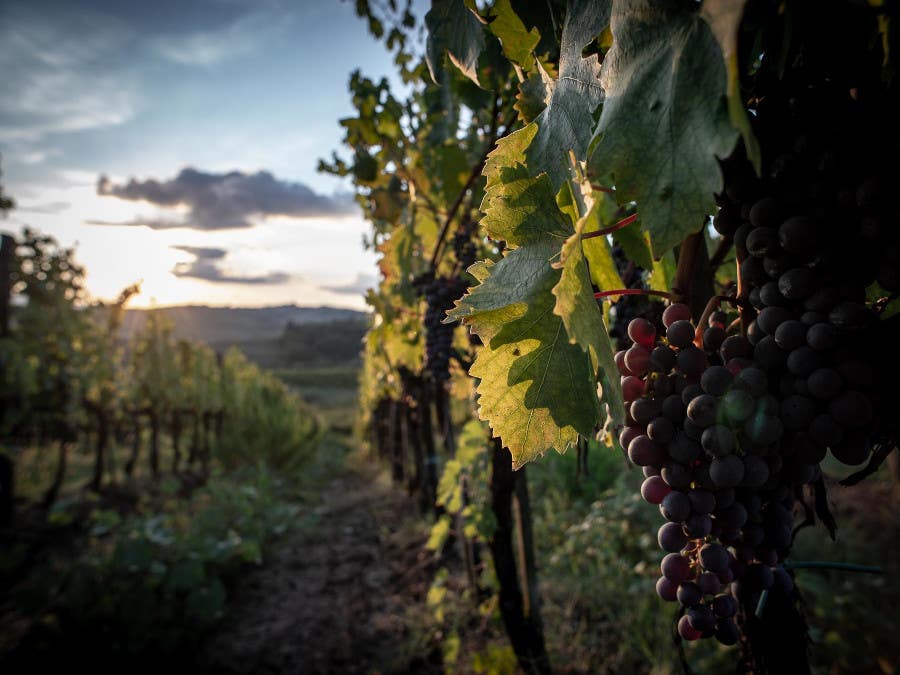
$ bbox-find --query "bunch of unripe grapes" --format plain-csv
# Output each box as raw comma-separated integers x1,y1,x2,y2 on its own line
618,307,798,644
423,275,468,381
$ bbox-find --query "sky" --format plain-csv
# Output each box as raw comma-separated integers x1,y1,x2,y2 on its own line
0,0,413,309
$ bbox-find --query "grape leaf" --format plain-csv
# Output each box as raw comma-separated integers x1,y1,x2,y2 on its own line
448,240,600,468
480,125,571,246
700,0,761,174
425,0,486,85
589,0,739,257
489,0,541,66
611,218,652,271
514,60,554,124
524,0,610,189
551,184,625,430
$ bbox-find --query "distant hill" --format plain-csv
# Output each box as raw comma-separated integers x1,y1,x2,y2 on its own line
121,305,367,345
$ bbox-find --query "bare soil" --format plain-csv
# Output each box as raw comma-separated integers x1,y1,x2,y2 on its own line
198,465,440,674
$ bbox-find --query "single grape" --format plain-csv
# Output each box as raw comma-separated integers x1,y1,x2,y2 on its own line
628,435,666,466
658,522,688,553
699,544,730,574
628,317,657,347
641,475,671,505
615,350,632,376
687,605,717,633
828,390,873,428
621,376,645,402
661,490,691,522
657,576,678,601
701,366,733,397
678,614,703,641
807,368,842,399
710,455,745,488
774,320,806,350
716,618,741,646
625,344,651,376
667,320,696,349
689,489,716,515
687,394,718,428
661,553,693,583
702,425,735,457
677,346,708,377
662,462,692,490
712,593,737,618
677,582,703,608
697,571,722,595
663,303,692,328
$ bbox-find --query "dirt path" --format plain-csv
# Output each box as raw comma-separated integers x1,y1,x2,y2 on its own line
199,466,438,674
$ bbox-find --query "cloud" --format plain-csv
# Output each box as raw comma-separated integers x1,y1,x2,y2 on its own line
171,245,290,285
17,200,70,214
319,273,377,296
0,5,138,143
151,10,280,66
96,168,356,230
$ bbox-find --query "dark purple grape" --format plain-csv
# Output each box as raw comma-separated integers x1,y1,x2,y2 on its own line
716,618,741,645
662,395,686,423
749,197,781,229
807,368,842,399
779,216,817,256
667,320,696,349
661,553,692,582
774,320,806,350
667,433,701,463
677,581,703,608
779,268,815,300
657,576,678,601
701,366,733,397
703,326,726,352
721,389,755,423
615,350,632,376
649,345,677,372
661,491,691,522
663,303,692,328
624,344,651,377
621,375,644,402
697,571,722,596
628,435,666,466
685,513,712,537
647,416,675,443
658,522,688,553
757,307,792,335
677,347,708,378
689,489,716,515
787,346,823,377
631,397,662,426
806,322,838,351
641,475,671,505
702,425,735,457
712,593,737,618
754,335,787,370
719,335,753,361
661,462,692,491
687,394,718,428
687,605,717,633
678,614,703,640
809,414,842,446
734,367,768,397
710,455,745,488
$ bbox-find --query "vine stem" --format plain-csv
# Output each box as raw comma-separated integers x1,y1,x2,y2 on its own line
589,183,616,194
672,231,704,310
594,289,674,301
582,213,638,240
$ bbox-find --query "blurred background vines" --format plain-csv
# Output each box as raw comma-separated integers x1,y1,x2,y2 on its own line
0,211,322,667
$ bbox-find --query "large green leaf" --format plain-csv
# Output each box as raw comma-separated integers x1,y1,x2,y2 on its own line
524,0,610,189
489,0,541,66
425,0,486,85
589,0,739,257
448,240,600,468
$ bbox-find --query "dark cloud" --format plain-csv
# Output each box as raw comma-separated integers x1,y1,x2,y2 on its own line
319,273,377,296
171,244,290,285
97,167,356,230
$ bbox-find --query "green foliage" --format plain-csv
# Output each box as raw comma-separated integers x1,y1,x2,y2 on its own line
588,0,739,257
9,466,303,660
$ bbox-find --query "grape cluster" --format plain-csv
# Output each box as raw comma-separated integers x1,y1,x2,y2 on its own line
618,307,797,644
423,275,468,381
712,85,894,469
453,220,478,269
